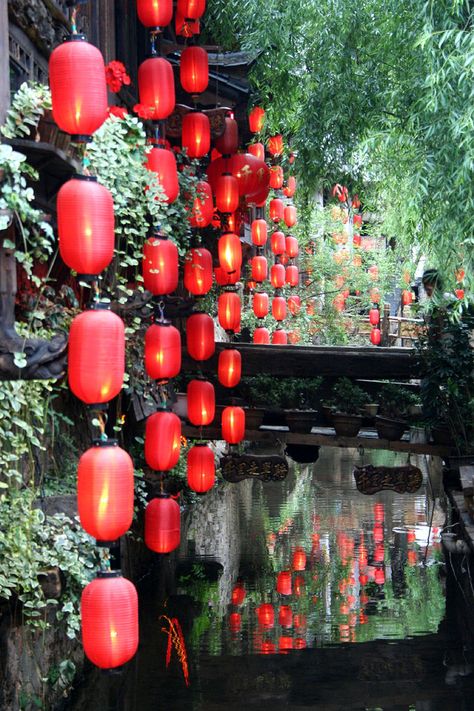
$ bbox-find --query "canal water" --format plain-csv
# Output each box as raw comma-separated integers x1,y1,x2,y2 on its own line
68,447,474,710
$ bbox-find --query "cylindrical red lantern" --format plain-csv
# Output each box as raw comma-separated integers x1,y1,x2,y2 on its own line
184,247,213,296
285,235,298,258
145,409,181,471
284,205,297,227
370,328,381,345
186,312,215,361
247,142,265,161
78,442,134,542
214,266,241,286
187,443,215,492
144,320,181,382
138,57,175,120
187,379,215,425
279,606,293,628
269,199,284,223
268,134,284,156
369,308,380,326
292,547,306,571
251,219,268,246
285,265,299,287
177,0,206,20
81,574,138,669
283,176,296,198
222,406,245,444
272,296,287,321
218,349,241,388
252,255,268,283
145,495,180,553
248,106,265,133
276,571,292,595
271,231,286,255
253,292,269,318
254,327,270,344
145,146,179,203
288,294,301,315
272,329,287,345
68,306,124,404
182,112,210,158
216,174,239,213
257,603,274,628
180,46,208,94
269,166,284,189
143,234,178,295
218,291,241,333
49,38,107,139
218,232,242,274
137,0,173,27
279,636,294,652
189,180,213,228
215,117,239,156
271,263,285,289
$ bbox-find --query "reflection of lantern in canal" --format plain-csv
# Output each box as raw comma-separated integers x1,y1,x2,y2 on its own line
276,571,292,596
359,573,368,586
229,612,241,632
259,640,276,654
257,603,274,628
373,524,384,543
294,637,306,649
278,606,293,628
374,544,385,563
294,575,305,597
374,502,384,522
279,636,293,653
374,568,385,585
231,582,246,606
292,547,306,571
339,624,350,642
294,614,306,629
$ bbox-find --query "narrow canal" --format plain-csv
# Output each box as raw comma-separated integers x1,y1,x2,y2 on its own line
68,447,474,710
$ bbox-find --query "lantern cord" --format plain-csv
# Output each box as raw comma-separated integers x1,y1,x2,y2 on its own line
99,547,111,572
71,7,78,35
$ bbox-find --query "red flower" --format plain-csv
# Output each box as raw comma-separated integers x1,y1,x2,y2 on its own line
108,106,128,119
105,61,131,93
332,183,348,203
133,103,158,120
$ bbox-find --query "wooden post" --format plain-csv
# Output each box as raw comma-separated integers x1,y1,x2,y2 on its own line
0,0,10,125
381,303,390,346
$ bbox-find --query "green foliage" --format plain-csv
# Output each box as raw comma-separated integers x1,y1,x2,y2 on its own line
377,383,419,419
0,82,52,139
329,377,370,415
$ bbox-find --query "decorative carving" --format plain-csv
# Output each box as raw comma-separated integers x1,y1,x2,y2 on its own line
221,452,289,483
353,463,423,495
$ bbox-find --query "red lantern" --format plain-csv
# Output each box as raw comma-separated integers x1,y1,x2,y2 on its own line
189,180,214,228
138,57,175,119
279,606,293,628
253,327,270,344
251,219,268,246
184,247,213,296
292,547,306,571
370,328,381,345
177,0,206,20
276,571,292,596
182,112,210,158
285,265,299,287
271,231,286,255
232,583,246,606
279,636,294,652
253,292,269,318
222,406,245,444
214,266,241,286
145,146,179,203
143,234,178,295
218,291,241,333
186,312,215,361
283,176,296,198
145,321,181,381
229,612,241,632
187,379,215,426
248,106,265,133
180,46,208,94
272,296,286,321
145,409,181,471
369,308,380,326
215,117,239,156
187,443,215,492
216,174,239,213
68,306,124,404
269,199,284,223
370,287,381,303
252,255,268,283
175,10,200,36
81,574,138,669
402,289,413,305
218,349,241,388
257,603,274,628
78,442,134,542
248,142,265,161
284,205,297,227
268,134,283,156
271,263,285,289
272,329,287,345
353,213,362,228
145,495,180,553
269,166,284,189
209,153,269,199
137,0,173,27
218,232,242,273
288,294,301,315
285,235,298,258
49,38,107,139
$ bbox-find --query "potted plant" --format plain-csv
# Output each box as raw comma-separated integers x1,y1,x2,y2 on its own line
375,383,418,440
280,377,322,433
326,378,370,436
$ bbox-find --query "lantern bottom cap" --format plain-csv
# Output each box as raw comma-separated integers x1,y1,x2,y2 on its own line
95,539,119,548
70,134,92,143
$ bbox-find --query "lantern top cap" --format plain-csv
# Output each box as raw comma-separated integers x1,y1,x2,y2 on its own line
96,570,123,578
92,438,119,447
63,33,87,43
72,173,97,182
192,442,210,448
89,301,111,311
154,493,172,500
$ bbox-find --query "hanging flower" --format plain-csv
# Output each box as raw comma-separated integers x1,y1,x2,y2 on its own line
133,103,159,119
108,106,128,119
332,184,348,203
105,61,131,93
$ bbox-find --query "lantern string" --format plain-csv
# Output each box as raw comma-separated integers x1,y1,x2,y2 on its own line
71,7,78,35
99,548,111,572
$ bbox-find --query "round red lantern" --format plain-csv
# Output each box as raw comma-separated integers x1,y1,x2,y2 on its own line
145,320,181,381
248,142,265,161
189,180,214,228
268,134,283,156
182,112,210,158
186,312,215,361
257,603,274,628
369,308,380,326
283,176,296,198
288,294,301,315
187,443,215,492
254,327,270,344
285,265,299,287
138,57,175,119
279,606,293,628
269,166,284,190
248,106,265,133
81,574,138,669
222,406,245,444
49,37,107,140
187,379,215,426
143,234,178,295
145,409,181,471
218,349,241,388
78,442,134,542
68,306,124,404
269,199,284,223
272,296,286,321
370,328,381,345
252,255,268,283
145,495,180,553
271,231,286,255
284,205,297,227
214,266,241,286
276,571,292,595
253,292,269,318
215,117,239,156
137,0,173,27
292,547,306,571
272,329,287,345
232,582,246,606
180,46,208,94
216,174,239,213
177,0,206,20
184,247,213,296
251,219,268,246
271,263,285,289
145,146,179,203
218,291,241,333
285,235,298,258
218,232,242,273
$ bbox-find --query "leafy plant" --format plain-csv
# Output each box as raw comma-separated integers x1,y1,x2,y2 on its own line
328,377,370,415
0,82,52,139
377,383,419,419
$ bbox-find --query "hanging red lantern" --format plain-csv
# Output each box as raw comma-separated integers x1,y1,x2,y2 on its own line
137,0,173,27
268,134,283,156
257,603,274,628
215,173,239,213
143,234,178,295
283,176,296,198
49,37,107,139
214,266,241,286
248,142,265,161
187,379,215,426
279,606,293,628
57,176,114,275
78,442,134,542
175,10,200,36
272,296,287,321
231,582,246,606
271,231,286,255
215,117,239,156
186,312,215,361
402,289,413,305
252,255,268,283
276,571,292,595
177,0,206,20
184,247,213,296
292,547,306,571
251,219,268,246
189,180,214,228
145,320,181,381
269,166,284,189
187,443,215,492
218,291,241,333
145,409,181,471
182,111,210,158
218,232,242,274
280,254,289,268
370,328,381,345
81,574,138,669
253,327,270,344
248,106,265,133
229,612,241,632
369,308,380,326
180,46,208,94
145,146,179,203
272,329,287,345
218,349,241,388
284,205,297,227
222,406,245,444
253,292,269,319
208,153,269,199
285,235,298,258
288,294,301,315
271,263,285,289
145,495,180,553
68,306,124,405
269,199,284,223
353,213,363,228
285,265,299,287
138,57,175,119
